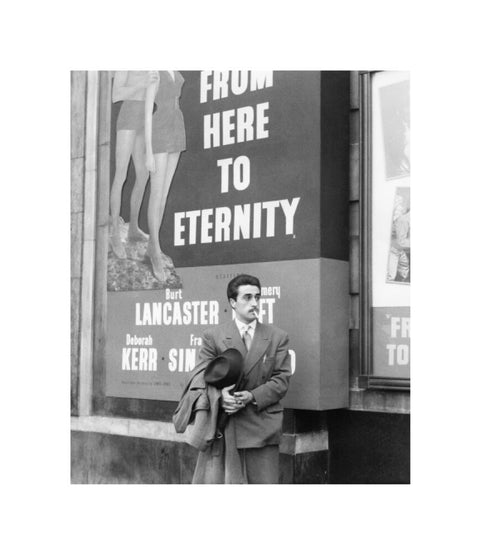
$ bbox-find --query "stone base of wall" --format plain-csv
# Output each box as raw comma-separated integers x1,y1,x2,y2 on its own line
71,431,329,485
71,431,197,484
71,409,409,484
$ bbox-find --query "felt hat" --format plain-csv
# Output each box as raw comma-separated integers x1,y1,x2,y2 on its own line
204,348,244,389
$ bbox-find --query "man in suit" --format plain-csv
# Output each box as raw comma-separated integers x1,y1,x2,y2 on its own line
197,274,292,484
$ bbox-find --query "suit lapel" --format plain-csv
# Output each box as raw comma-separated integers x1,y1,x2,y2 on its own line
221,320,272,378
243,322,272,377
222,319,247,357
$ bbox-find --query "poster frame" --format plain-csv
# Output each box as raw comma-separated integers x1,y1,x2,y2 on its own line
359,70,410,390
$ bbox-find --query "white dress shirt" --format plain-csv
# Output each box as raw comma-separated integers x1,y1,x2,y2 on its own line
234,317,257,341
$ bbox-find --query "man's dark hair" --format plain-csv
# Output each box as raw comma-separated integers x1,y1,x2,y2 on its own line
227,274,261,301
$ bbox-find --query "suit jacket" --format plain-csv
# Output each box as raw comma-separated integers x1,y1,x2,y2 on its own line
199,319,292,449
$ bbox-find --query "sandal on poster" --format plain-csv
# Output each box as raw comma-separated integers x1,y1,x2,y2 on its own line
110,233,127,259
145,243,174,270
127,226,149,242
160,251,174,268
146,243,169,282
109,216,127,259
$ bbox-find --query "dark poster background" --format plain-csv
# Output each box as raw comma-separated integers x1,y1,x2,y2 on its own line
111,71,321,267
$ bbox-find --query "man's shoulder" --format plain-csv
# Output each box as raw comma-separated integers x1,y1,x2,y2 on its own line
258,322,288,339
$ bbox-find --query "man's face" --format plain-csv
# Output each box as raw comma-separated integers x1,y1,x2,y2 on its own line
230,285,260,324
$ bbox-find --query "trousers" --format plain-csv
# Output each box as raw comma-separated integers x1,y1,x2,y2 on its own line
239,445,280,484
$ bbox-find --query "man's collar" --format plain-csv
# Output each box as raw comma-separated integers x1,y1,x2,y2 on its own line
234,316,258,334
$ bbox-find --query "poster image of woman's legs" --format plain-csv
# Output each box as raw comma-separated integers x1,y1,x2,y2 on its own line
127,133,150,241
109,130,149,257
146,152,181,282
107,70,184,291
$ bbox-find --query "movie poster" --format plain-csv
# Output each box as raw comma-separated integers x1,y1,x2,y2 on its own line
371,71,410,378
104,71,347,407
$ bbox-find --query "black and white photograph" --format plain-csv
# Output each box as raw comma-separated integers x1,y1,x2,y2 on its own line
70,70,409,484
